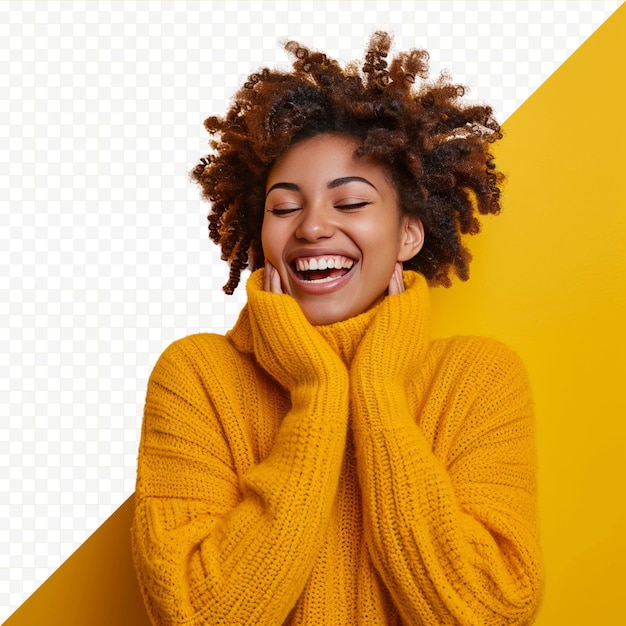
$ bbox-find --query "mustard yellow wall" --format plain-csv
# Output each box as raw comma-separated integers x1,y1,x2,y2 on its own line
431,4,626,623
5,6,626,625
3,496,151,625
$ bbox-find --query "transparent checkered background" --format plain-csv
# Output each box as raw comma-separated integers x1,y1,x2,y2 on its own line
0,0,621,618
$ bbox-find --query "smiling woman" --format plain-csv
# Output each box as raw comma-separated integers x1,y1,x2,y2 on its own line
192,32,503,297
131,32,543,625
262,134,424,325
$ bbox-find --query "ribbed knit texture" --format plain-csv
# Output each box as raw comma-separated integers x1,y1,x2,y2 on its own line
131,270,543,625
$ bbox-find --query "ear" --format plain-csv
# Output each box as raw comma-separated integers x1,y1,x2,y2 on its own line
397,217,425,262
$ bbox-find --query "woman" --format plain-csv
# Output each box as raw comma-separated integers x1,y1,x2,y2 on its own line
131,32,543,625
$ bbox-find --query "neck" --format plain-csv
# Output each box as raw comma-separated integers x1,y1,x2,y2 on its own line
314,305,380,366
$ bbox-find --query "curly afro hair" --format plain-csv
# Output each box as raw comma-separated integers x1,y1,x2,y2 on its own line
191,32,503,294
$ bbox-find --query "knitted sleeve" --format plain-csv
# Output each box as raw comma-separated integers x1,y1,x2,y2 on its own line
131,292,349,625
349,293,543,624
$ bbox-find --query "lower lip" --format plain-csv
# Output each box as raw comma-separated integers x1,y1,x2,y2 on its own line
288,264,355,295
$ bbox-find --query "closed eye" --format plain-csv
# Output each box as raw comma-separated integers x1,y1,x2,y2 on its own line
335,201,371,210
266,207,301,216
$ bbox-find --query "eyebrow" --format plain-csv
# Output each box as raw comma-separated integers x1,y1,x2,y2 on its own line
328,176,377,190
265,176,377,199
265,182,300,199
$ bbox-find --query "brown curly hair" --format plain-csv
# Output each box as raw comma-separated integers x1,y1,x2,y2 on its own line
191,32,503,294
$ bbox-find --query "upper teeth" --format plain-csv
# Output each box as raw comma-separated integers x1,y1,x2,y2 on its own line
295,255,354,272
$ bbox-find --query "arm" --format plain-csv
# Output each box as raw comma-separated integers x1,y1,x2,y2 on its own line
350,279,543,625
132,282,349,625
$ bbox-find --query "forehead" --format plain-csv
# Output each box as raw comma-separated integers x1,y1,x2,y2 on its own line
265,133,390,189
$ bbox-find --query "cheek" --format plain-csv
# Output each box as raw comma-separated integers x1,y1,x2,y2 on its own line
260,222,285,265
260,224,273,257
353,219,404,258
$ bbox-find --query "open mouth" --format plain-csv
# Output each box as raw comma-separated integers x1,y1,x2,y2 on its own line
293,255,355,283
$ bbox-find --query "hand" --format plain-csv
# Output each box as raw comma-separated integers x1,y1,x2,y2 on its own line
253,261,348,391
387,262,405,296
351,264,427,388
263,261,284,294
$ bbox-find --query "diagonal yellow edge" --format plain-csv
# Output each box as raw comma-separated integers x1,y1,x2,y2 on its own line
5,5,626,623
4,495,151,625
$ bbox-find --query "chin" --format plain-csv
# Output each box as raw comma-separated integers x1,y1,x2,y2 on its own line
301,310,342,326
296,303,344,326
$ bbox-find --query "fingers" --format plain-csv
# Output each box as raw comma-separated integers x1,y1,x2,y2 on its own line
388,262,405,296
263,261,271,292
270,264,283,294
264,261,284,294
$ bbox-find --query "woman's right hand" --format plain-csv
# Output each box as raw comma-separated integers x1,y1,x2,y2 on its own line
263,260,284,294
251,265,347,393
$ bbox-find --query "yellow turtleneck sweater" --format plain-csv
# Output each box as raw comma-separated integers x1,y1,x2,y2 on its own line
131,270,543,625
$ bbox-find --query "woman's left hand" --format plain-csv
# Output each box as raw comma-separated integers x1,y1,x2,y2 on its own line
387,261,405,296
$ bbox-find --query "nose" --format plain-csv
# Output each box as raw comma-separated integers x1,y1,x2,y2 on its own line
294,204,335,241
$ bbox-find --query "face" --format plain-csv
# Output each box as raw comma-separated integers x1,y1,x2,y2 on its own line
262,133,424,325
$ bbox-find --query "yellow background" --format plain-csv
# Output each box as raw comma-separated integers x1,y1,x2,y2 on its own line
5,5,626,624
431,5,626,623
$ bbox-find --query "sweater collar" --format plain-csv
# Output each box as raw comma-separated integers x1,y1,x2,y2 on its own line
227,269,430,367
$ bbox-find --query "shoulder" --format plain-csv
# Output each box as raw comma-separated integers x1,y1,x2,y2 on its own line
149,332,248,389
158,332,236,360
428,335,530,392
421,336,534,445
154,331,233,366
434,334,524,362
